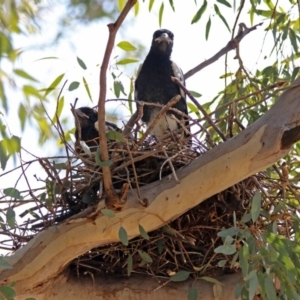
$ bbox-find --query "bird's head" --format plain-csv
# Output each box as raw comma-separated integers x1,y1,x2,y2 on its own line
151,29,174,56
74,107,98,129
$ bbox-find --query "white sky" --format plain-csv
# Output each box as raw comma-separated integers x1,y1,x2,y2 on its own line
0,0,296,253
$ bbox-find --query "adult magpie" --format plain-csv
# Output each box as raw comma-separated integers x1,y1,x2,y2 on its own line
135,29,189,141
74,106,120,150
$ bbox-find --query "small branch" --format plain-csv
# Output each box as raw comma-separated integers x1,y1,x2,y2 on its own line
97,0,137,208
135,95,181,147
184,22,263,80
171,77,226,141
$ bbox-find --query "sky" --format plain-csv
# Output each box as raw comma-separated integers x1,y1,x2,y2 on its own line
0,0,296,253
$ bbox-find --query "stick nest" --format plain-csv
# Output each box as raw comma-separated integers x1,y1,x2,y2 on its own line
2,93,298,281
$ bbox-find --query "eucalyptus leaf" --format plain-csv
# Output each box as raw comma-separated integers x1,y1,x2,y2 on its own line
119,226,128,246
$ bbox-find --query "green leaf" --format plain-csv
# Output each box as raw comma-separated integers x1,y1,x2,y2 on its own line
247,270,258,300
263,0,274,9
189,90,202,98
18,104,27,131
200,276,224,285
169,0,175,11
68,81,80,91
134,0,139,16
205,16,211,40
118,0,125,10
95,147,112,167
0,142,9,170
149,0,155,11
106,130,125,142
7,135,21,154
3,188,22,200
137,250,153,263
117,41,137,51
43,73,65,98
77,56,87,70
52,96,64,124
264,275,277,300
214,4,231,32
214,244,236,255
113,80,127,98
0,257,12,269
6,207,15,228
234,282,243,299
116,58,139,65
159,2,164,27
220,72,234,79
83,77,92,101
139,224,150,240
217,227,239,237
251,191,261,222
119,226,128,246
157,239,164,254
289,29,298,53
35,56,58,61
170,270,190,282
188,286,198,300
13,69,38,82
0,286,16,299
216,0,231,8
127,254,133,276
101,209,115,218
239,245,249,277
23,85,41,98
46,180,55,204
187,102,201,118
218,260,227,267
191,0,207,24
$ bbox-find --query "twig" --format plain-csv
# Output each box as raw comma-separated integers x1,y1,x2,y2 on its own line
184,22,263,80
126,141,141,200
171,77,226,141
160,149,180,183
135,95,181,147
97,0,137,208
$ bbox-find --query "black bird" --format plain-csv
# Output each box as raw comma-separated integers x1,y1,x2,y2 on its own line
74,106,120,150
135,29,189,141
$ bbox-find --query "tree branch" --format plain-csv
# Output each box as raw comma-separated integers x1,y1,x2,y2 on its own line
1,77,300,294
98,0,137,207
184,22,263,80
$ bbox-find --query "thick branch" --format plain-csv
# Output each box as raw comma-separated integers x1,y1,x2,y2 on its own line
184,22,263,80
98,0,137,206
1,78,300,294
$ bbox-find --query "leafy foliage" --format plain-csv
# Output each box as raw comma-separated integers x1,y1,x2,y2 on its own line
1,1,300,299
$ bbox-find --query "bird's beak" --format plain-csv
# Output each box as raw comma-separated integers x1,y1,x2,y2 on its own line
155,33,172,52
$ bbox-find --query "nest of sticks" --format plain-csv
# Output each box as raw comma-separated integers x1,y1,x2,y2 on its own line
2,92,297,280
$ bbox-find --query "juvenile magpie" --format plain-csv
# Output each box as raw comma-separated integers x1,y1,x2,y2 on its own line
135,29,189,141
74,106,120,150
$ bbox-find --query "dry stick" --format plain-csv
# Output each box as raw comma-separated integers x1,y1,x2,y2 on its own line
135,95,181,148
126,141,141,201
97,0,137,207
184,22,263,80
172,77,227,141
